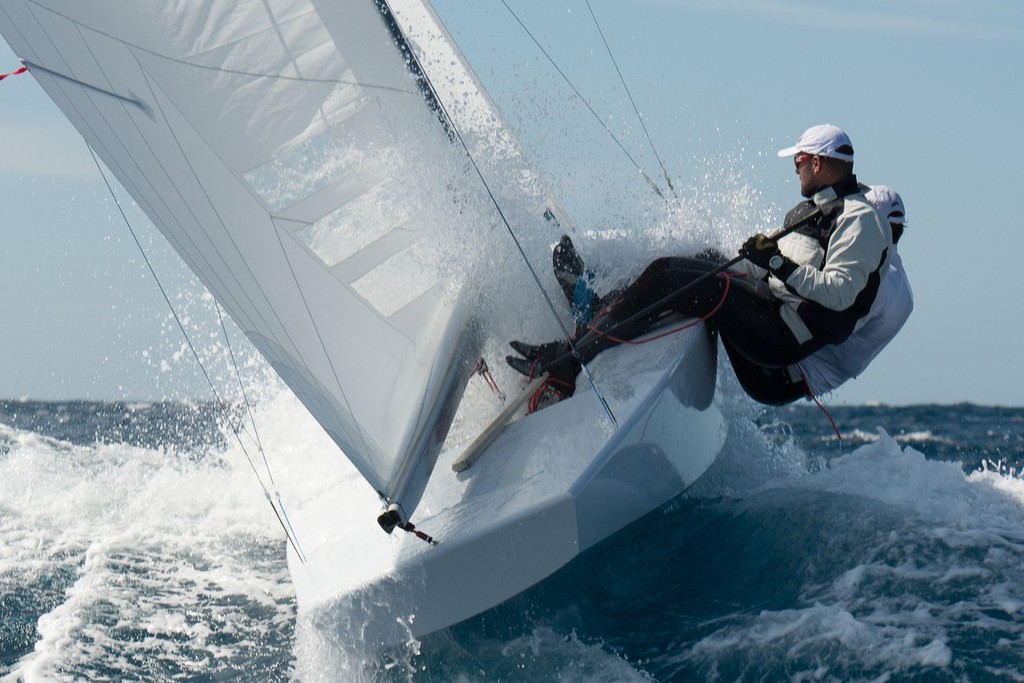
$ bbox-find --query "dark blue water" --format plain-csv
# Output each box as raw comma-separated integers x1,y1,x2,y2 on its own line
3,397,1024,681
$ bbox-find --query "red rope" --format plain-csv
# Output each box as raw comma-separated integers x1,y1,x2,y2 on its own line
518,352,574,414
527,375,574,413
528,381,544,413
521,270,845,447
585,272,843,441
397,521,437,545
473,357,505,400
592,271,733,345
526,272,734,414
797,365,842,441
0,66,28,82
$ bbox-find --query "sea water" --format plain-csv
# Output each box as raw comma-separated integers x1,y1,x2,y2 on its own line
2,391,1023,682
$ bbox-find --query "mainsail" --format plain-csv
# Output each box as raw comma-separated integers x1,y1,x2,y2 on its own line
0,0,565,520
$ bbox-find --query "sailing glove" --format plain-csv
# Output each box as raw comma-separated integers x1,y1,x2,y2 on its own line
740,233,798,279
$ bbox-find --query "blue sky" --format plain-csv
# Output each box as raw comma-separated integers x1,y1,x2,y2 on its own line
2,1,1022,406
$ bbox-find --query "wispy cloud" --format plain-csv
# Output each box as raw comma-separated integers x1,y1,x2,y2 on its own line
650,0,1024,42
0,122,94,177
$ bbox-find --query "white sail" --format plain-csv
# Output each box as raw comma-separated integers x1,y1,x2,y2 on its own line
2,2,733,647
0,0,561,518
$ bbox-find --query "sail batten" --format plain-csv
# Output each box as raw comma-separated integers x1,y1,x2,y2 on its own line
2,0,574,520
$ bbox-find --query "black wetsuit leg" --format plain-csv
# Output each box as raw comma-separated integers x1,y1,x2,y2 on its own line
604,257,828,406
610,257,820,366
721,339,809,405
606,257,728,339
571,256,726,364
703,282,826,367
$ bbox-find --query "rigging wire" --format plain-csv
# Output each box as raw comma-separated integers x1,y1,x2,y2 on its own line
497,0,669,202
525,272,732,414
85,144,308,565
121,38,374,507
34,0,646,527
381,1,619,429
797,365,843,442
216,304,267,466
214,303,306,553
584,0,677,199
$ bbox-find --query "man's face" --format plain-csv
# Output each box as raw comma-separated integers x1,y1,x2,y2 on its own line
794,152,818,197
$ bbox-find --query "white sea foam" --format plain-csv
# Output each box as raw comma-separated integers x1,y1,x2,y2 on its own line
5,354,1023,682
0,391,309,681
495,626,656,682
768,428,1024,525
676,420,1024,679
684,601,954,676
683,379,815,500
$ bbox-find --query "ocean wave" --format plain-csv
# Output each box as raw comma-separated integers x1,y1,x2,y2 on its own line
5,395,1024,681
0,398,300,681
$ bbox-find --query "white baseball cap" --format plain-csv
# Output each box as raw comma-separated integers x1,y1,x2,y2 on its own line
777,124,855,162
865,185,906,225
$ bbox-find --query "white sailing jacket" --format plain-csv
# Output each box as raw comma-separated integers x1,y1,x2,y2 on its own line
737,176,893,345
798,249,913,395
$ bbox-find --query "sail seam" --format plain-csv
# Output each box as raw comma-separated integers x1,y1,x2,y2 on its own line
87,141,309,564
22,0,421,96
128,59,377,467
25,6,287,366
30,0,374,468
497,0,666,201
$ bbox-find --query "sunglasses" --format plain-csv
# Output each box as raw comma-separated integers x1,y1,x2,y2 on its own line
794,153,814,169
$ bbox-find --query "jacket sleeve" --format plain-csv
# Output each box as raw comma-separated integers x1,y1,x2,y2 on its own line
731,257,768,281
777,200,889,312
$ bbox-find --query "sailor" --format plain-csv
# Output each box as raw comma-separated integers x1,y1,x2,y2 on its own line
507,124,893,404
705,184,912,403
790,185,913,400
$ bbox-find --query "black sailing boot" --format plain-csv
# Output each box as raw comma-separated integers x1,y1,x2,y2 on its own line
506,311,625,400
506,339,579,397
552,234,603,333
552,235,584,304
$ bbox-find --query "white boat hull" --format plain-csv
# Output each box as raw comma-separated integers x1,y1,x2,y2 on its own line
289,323,726,650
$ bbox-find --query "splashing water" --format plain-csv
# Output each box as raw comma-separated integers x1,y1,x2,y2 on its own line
3,381,1024,682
